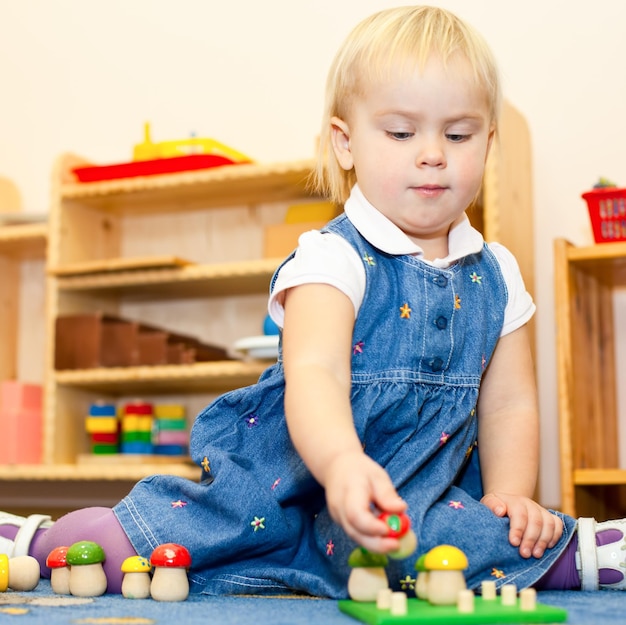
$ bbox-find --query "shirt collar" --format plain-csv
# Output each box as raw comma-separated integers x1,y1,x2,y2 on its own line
343,184,484,268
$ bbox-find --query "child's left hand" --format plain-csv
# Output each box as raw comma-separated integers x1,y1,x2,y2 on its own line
481,492,564,558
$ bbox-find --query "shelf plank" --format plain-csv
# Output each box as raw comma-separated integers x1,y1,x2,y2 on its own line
49,254,192,277
574,468,626,485
59,158,317,210
53,257,283,298
54,360,271,394
0,462,199,482
0,222,48,259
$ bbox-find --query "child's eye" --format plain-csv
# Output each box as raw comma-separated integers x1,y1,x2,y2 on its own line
386,131,413,141
446,133,470,143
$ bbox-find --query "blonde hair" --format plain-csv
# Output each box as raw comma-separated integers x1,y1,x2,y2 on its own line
313,6,501,205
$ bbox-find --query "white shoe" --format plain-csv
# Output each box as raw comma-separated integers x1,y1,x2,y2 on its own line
0,512,53,557
576,517,626,590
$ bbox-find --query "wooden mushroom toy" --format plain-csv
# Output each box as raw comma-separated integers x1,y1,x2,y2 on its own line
379,512,418,560
347,548,389,602
46,546,71,594
149,543,192,602
424,544,468,606
66,540,107,597
414,553,429,600
0,554,40,592
121,555,152,599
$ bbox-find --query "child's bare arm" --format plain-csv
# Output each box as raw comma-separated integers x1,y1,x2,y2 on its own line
477,324,563,557
282,283,406,552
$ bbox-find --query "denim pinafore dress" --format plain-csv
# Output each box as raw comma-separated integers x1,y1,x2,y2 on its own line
114,214,576,598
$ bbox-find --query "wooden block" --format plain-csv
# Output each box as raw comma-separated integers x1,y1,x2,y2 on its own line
501,584,517,606
481,580,497,600
389,591,407,616
376,588,392,610
263,221,327,258
520,587,537,611
457,589,475,613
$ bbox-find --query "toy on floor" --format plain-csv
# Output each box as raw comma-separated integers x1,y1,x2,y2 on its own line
149,543,192,602
0,554,40,592
121,555,152,599
340,572,567,624
347,513,417,602
65,541,107,597
46,546,71,594
422,544,468,605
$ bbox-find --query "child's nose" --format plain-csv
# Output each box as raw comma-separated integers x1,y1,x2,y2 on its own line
416,138,446,167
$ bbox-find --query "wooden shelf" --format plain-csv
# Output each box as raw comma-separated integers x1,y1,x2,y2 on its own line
0,462,199,482
54,257,282,298
54,360,270,394
59,158,315,211
555,238,626,519
0,222,47,259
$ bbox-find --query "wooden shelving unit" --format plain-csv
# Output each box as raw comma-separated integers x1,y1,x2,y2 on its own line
0,221,47,382
0,101,535,515
555,238,626,519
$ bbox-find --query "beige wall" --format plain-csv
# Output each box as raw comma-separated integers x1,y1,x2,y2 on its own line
1,0,624,507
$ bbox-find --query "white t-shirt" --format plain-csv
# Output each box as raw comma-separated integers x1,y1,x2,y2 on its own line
269,185,535,337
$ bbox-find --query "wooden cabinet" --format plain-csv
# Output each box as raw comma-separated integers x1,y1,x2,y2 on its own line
555,238,626,519
0,222,47,383
0,101,534,515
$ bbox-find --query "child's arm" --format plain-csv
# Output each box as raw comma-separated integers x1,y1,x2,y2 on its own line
281,282,407,553
477,324,564,558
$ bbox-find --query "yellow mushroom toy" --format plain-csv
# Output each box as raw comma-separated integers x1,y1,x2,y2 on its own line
121,555,152,599
423,544,469,606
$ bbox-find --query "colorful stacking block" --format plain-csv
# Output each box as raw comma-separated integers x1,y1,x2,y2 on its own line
86,402,118,454
120,402,154,454
153,404,188,456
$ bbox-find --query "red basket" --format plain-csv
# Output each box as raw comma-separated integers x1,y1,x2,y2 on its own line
582,187,626,243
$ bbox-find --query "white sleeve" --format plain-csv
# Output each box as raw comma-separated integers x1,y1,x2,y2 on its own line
267,230,366,328
488,242,536,336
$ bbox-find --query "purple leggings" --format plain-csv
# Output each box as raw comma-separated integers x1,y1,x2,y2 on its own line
28,508,135,594
2,509,624,593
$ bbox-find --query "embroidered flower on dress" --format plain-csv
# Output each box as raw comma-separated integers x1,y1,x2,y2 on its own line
399,575,416,591
439,432,450,446
271,478,281,490
201,456,211,472
353,341,364,355
491,568,506,579
470,271,483,284
251,516,266,531
326,540,335,556
454,295,462,309
245,414,259,428
363,254,376,266
399,303,412,319
448,500,464,510
171,500,188,508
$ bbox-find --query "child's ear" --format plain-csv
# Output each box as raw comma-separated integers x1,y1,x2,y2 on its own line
330,116,354,171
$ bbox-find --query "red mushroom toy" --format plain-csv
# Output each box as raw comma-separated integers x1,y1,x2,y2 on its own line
379,512,418,559
46,546,71,594
149,543,192,602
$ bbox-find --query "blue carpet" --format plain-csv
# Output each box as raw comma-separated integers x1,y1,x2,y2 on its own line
1,581,625,624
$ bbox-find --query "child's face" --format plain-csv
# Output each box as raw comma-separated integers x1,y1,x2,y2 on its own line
331,53,494,256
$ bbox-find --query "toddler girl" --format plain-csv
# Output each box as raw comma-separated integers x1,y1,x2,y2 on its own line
1,5,624,596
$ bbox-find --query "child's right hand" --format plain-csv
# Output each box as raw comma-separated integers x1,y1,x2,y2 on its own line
323,451,408,553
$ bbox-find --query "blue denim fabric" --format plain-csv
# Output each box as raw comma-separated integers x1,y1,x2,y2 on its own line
114,214,577,598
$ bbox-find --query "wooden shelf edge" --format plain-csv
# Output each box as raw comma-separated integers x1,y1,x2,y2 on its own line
53,257,283,294
574,468,626,485
59,158,316,200
53,360,271,393
564,239,626,262
0,463,199,482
